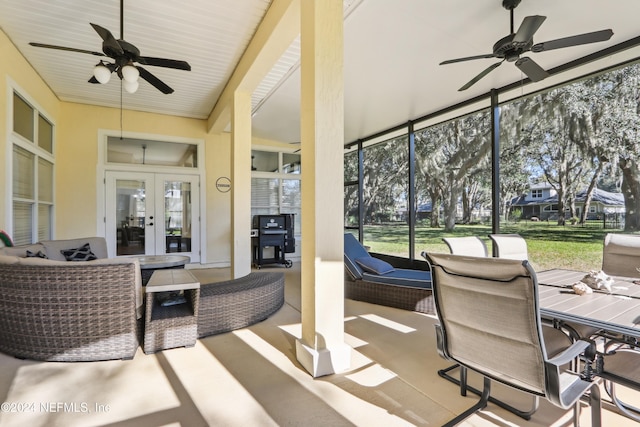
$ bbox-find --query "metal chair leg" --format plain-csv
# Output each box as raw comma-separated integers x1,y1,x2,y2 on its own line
443,376,491,427
606,381,640,422
437,364,538,420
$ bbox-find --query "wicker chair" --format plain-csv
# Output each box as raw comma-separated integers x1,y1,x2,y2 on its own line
0,256,140,362
424,252,601,426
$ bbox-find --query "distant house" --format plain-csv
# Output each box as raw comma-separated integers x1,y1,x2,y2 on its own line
510,184,625,220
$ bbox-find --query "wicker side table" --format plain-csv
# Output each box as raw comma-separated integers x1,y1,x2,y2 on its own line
144,269,200,354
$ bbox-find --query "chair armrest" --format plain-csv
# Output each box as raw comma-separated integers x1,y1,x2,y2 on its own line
547,339,592,367
544,339,596,409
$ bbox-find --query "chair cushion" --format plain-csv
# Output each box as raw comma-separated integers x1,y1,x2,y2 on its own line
0,243,45,257
362,268,432,289
344,233,371,280
61,243,98,261
355,257,395,275
26,249,48,258
42,237,108,261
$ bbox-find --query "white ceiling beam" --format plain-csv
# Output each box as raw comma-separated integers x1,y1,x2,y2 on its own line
207,0,300,134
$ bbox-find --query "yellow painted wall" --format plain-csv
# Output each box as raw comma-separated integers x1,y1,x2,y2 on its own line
0,30,60,228
56,102,233,264
56,102,206,236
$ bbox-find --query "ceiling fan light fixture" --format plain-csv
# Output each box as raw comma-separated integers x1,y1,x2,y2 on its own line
93,62,112,84
123,79,139,93
121,64,139,83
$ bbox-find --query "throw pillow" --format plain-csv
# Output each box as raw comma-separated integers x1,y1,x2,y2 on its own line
61,243,98,261
355,257,395,275
0,230,13,247
26,249,48,259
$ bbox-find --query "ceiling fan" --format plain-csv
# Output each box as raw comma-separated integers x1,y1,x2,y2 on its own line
440,0,613,91
28,0,190,94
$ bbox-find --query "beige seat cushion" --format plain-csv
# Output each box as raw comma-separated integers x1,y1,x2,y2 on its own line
0,243,45,257
41,237,109,261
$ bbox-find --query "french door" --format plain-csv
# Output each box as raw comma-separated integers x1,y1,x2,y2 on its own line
105,171,200,262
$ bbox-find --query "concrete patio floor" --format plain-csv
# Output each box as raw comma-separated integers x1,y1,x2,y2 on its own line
0,262,637,426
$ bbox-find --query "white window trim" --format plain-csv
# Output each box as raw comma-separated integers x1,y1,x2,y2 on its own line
6,77,56,241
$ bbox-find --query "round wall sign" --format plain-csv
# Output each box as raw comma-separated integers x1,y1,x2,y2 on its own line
216,177,231,193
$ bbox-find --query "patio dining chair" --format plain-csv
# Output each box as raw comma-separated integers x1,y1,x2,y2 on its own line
423,236,487,399
597,233,640,420
488,233,528,260
490,233,597,341
441,236,488,257
424,252,601,426
601,233,640,278
595,346,640,421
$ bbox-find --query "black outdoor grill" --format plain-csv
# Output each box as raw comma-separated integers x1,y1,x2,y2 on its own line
251,214,294,268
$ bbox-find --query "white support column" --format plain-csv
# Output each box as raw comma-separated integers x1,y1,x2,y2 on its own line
230,90,252,279
295,0,350,377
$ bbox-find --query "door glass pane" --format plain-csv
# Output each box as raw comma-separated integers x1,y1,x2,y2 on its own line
13,93,34,142
165,181,191,253
116,179,146,256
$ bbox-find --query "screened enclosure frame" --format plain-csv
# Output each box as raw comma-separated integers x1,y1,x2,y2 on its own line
344,35,640,260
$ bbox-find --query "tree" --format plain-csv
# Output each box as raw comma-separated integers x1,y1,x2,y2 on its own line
343,150,360,226
564,64,640,230
415,111,492,231
520,90,587,225
362,137,408,224
499,99,539,221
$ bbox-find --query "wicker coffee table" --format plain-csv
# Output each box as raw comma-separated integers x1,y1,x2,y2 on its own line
144,269,200,354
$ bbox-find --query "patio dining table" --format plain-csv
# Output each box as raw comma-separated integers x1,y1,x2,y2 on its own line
536,269,640,340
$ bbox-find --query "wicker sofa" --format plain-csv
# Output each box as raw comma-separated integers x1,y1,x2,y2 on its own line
0,237,142,362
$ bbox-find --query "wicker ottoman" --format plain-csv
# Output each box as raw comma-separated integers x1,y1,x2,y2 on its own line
144,269,200,354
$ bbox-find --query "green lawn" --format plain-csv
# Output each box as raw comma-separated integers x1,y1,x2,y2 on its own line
357,222,619,272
